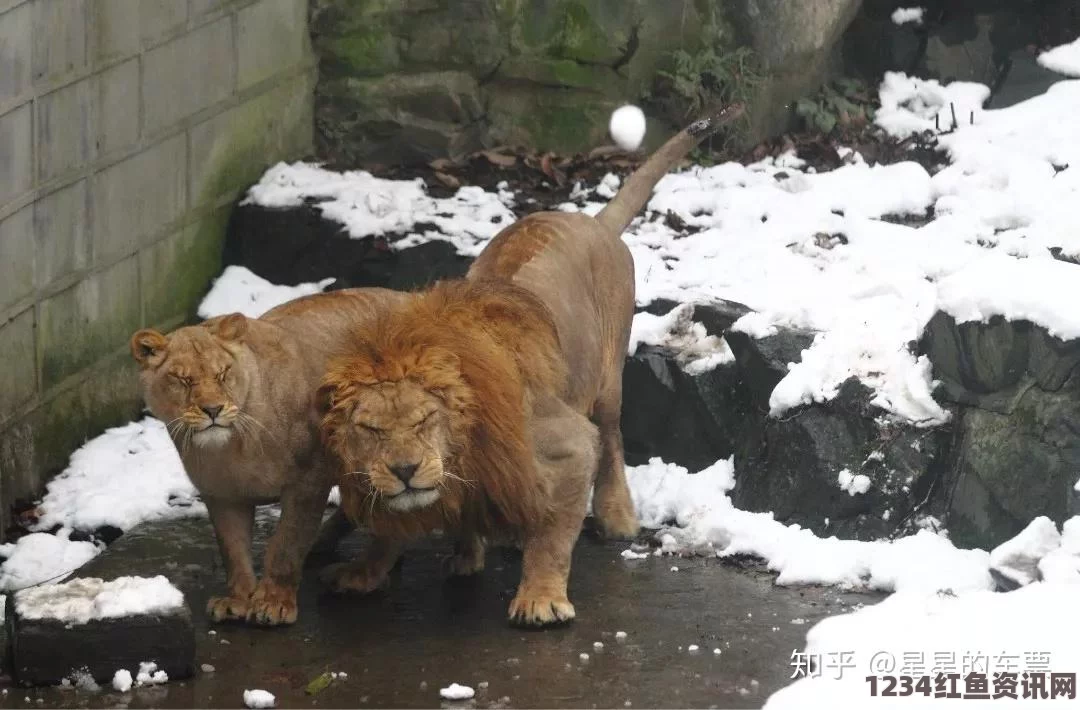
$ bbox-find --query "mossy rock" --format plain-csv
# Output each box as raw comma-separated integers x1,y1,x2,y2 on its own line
485,82,617,153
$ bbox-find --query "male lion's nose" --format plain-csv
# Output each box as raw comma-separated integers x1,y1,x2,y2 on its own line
389,463,419,484
201,405,223,420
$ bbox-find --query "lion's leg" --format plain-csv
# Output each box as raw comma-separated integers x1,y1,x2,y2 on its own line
508,405,598,626
446,531,486,577
247,481,331,626
591,377,639,539
320,535,404,594
205,498,257,623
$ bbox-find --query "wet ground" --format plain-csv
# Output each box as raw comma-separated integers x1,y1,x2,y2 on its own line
0,512,879,709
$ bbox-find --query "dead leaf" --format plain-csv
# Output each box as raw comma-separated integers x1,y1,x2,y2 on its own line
434,171,461,188
478,149,517,168
428,158,455,170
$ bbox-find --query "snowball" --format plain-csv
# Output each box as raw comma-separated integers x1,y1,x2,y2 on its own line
439,683,475,700
111,669,133,693
244,689,276,708
609,105,647,152
891,7,924,25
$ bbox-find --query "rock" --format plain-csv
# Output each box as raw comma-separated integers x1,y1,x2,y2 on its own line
729,0,864,138
922,13,1000,85
6,595,195,687
622,301,940,540
224,202,472,291
317,71,488,166
938,377,1080,549
918,311,1080,547
987,50,1065,109
919,311,1080,414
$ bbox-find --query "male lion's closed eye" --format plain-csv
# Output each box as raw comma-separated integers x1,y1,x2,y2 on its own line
169,374,192,388
217,366,231,382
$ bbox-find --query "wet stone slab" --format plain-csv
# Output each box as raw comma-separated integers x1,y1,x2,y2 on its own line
0,513,880,708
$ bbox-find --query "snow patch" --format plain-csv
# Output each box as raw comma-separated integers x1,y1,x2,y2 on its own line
628,303,734,374
244,689,276,708
14,575,184,625
111,669,133,693
439,683,475,700
1038,37,1080,77
890,7,924,25
0,532,100,591
837,468,872,496
198,265,335,320
628,457,993,594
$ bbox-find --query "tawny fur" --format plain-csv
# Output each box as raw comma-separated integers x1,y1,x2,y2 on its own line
319,106,743,626
129,288,405,626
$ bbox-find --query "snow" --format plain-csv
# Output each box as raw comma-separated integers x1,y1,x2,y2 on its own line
198,265,335,320
766,581,1080,708
627,457,993,594
244,689,276,708
14,575,184,624
615,631,628,640
1038,37,1080,77
0,417,205,591
989,516,1061,587
136,661,168,685
837,468,872,496
890,7,923,25
244,162,516,257
609,105,647,151
628,303,734,374
0,532,99,591
111,669,133,693
439,683,475,700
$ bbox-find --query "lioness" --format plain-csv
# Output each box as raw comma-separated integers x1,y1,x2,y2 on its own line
130,288,404,625
317,106,743,626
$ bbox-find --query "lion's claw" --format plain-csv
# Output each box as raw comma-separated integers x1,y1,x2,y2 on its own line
207,594,251,623
244,582,298,626
507,592,576,626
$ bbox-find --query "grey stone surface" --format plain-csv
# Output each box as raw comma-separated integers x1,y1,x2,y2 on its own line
142,16,235,135
138,0,190,45
93,0,141,63
0,1,32,103
0,308,36,423
38,256,141,390
35,79,93,182
31,0,88,86
237,0,308,90
0,205,34,311
0,103,33,205
91,133,187,261
33,180,89,288
94,58,140,156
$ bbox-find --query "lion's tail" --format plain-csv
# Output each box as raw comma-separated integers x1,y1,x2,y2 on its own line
595,103,745,237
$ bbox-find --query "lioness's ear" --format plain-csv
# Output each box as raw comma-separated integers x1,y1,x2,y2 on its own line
130,329,168,368
206,312,248,341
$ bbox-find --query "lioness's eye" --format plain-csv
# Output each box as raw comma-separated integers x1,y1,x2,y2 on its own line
360,424,382,434
217,366,230,382
170,374,191,388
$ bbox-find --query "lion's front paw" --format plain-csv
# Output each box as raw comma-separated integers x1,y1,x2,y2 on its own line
445,537,486,577
508,590,576,627
244,581,298,626
207,594,251,623
319,562,390,594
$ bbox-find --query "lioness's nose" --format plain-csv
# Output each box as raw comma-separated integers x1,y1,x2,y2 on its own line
202,405,223,420
389,463,418,483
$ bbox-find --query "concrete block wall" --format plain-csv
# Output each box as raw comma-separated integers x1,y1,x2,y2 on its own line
0,0,315,536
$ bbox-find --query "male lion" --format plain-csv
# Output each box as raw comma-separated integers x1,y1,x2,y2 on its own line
318,106,743,626
129,288,403,626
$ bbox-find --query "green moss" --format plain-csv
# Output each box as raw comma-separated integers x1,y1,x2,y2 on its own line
142,210,230,327
325,30,399,76
523,99,609,153
545,0,614,63
498,56,613,90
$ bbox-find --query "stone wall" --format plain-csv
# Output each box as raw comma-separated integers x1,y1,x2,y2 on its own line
0,0,315,537
310,0,863,166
